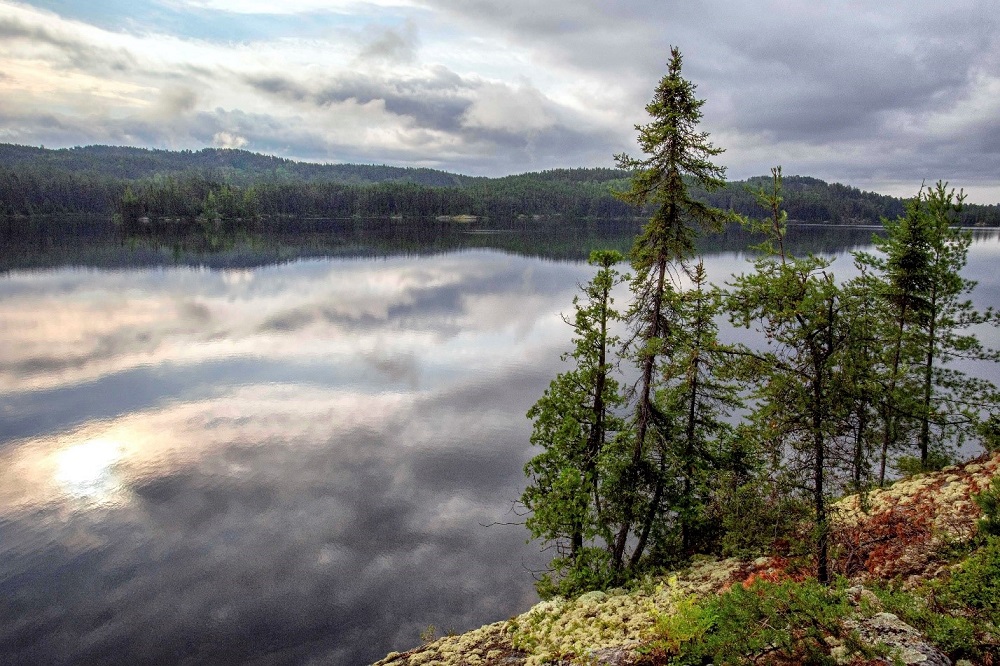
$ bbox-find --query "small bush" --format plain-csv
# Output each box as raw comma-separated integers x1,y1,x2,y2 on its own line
718,482,811,559
973,476,1000,538
873,585,978,657
701,579,864,665
533,546,618,600
946,537,1000,627
894,450,954,476
644,577,874,665
642,577,716,664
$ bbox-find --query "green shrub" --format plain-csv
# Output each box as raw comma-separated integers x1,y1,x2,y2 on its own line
644,578,874,665
874,585,978,657
894,450,954,476
533,546,618,600
872,553,1000,662
973,477,1000,538
641,577,717,665
718,482,811,559
699,579,865,665
946,537,1000,627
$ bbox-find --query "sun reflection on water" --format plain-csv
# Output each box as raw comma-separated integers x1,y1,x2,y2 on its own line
54,438,124,502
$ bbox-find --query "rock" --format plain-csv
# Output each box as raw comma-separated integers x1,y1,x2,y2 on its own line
585,641,640,665
846,612,951,666
846,585,882,611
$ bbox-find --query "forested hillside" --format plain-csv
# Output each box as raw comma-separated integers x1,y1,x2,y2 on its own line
2,143,998,225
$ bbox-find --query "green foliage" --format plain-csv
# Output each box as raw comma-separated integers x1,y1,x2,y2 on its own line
727,167,851,582
873,584,981,658
520,45,1000,605
977,415,1000,452
609,46,736,574
522,250,628,597
700,579,860,665
974,477,1000,538
718,477,811,559
866,539,1000,660
893,451,954,476
4,143,1000,224
532,547,618,601
644,579,717,663
946,537,1000,627
858,183,1000,474
642,578,877,666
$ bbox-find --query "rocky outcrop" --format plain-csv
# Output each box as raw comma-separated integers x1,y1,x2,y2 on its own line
374,453,999,665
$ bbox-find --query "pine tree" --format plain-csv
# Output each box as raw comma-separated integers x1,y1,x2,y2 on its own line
652,261,742,559
858,183,1000,476
728,168,851,583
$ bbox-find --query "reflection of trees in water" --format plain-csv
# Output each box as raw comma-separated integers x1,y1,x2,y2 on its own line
4,216,999,272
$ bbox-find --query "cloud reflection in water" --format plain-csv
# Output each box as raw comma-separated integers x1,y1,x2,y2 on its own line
0,251,594,664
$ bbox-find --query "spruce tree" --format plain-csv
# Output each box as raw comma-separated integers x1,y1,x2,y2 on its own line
611,46,730,571
522,250,627,597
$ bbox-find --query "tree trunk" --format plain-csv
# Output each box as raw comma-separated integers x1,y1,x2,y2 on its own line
613,254,668,570
919,286,938,466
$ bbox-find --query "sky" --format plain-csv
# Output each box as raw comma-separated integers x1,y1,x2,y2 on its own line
1,0,999,203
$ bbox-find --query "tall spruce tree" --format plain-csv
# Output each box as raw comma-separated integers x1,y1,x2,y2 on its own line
522,250,627,597
611,46,730,571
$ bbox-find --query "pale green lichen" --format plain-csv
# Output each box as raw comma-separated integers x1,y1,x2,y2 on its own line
504,558,742,666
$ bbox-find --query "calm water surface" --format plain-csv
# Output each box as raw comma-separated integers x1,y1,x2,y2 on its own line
1,219,998,664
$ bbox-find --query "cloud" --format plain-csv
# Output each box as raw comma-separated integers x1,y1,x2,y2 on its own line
1,0,999,198
154,86,198,117
461,80,555,133
0,9,138,72
358,20,420,63
213,130,248,148
174,0,421,14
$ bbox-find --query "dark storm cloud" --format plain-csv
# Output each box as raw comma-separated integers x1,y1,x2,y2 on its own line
697,9,989,141
415,0,1000,189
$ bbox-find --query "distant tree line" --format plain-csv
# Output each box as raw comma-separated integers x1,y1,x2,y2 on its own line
1,142,999,225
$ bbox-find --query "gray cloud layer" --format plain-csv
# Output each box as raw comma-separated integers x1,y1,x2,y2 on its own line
1,1,998,199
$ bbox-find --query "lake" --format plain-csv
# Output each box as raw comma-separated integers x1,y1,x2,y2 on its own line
2,218,999,665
